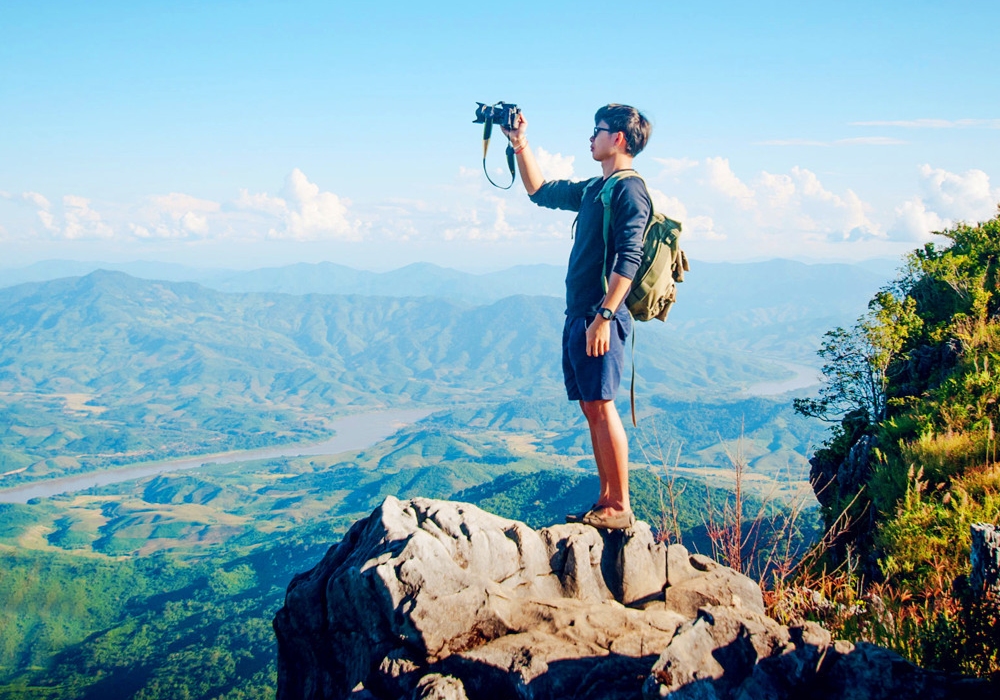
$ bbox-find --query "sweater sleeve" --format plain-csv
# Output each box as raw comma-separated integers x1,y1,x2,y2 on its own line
528,178,593,212
609,178,650,280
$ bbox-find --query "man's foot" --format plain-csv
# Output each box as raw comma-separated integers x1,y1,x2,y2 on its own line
581,507,635,530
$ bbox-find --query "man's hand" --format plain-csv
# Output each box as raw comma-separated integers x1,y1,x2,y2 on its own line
586,317,612,357
501,112,527,148
502,111,544,195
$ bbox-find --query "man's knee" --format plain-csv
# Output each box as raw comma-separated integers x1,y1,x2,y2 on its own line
580,399,615,424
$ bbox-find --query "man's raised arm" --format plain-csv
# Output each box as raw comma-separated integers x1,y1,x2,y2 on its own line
502,113,545,196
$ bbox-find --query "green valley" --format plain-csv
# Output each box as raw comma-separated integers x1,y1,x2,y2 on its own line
0,261,868,698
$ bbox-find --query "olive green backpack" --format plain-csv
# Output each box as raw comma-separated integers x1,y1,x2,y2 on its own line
595,170,689,321
588,169,690,424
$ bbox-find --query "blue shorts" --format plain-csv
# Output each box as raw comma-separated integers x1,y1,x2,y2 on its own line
562,313,631,402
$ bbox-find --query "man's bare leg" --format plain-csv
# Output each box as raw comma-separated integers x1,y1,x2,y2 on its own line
581,400,611,506
581,399,630,514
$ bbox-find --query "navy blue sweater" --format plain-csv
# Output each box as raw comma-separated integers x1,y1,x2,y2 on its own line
529,172,650,318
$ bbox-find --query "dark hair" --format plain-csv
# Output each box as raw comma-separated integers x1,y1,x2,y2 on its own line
595,104,651,156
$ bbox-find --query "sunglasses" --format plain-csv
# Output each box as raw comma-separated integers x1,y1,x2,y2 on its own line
592,126,615,138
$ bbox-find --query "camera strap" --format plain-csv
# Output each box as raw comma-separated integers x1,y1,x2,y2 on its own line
482,119,516,189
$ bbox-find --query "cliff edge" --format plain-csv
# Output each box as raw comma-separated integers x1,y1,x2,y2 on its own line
273,497,986,700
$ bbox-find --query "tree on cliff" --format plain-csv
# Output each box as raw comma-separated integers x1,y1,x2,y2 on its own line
797,207,1000,593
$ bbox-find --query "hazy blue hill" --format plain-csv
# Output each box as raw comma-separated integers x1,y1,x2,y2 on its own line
666,259,891,362
2,258,894,364
674,259,888,320
0,259,231,287
206,260,568,300
3,258,890,316
0,271,793,486
1,259,567,301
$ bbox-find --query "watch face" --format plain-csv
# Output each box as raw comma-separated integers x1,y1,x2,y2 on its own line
600,308,613,320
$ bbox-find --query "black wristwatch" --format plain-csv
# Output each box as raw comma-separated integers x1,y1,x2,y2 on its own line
598,307,615,321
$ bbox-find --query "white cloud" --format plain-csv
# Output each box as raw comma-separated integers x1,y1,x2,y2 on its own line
887,164,1000,241
37,210,57,231
22,192,51,209
235,189,287,217
648,187,723,241
149,192,220,215
756,139,830,147
648,157,885,255
917,164,998,222
0,189,115,239
888,198,947,242
654,157,698,176
704,157,756,209
129,192,222,239
805,169,878,238
62,195,114,240
756,137,907,146
757,172,795,208
835,136,908,146
238,168,359,241
647,187,687,219
850,119,1000,129
534,148,575,181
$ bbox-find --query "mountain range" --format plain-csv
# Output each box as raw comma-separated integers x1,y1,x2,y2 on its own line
0,270,798,486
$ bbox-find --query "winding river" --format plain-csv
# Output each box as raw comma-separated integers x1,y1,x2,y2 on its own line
0,408,433,504
745,360,823,397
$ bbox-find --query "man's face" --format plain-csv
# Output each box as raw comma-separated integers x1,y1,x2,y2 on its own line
590,120,620,161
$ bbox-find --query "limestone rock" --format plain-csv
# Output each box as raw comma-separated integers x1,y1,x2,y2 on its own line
409,674,468,700
274,497,679,700
643,607,989,700
661,546,764,618
274,497,991,700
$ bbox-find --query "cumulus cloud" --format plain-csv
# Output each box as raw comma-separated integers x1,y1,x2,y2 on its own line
129,192,222,238
836,136,908,146
3,190,114,239
61,196,114,239
237,168,359,241
888,164,1000,241
648,187,724,241
889,199,948,242
647,157,884,255
654,157,698,176
704,157,756,209
22,192,52,209
917,164,998,221
535,148,575,181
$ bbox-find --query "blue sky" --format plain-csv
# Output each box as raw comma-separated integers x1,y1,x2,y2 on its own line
2,0,998,271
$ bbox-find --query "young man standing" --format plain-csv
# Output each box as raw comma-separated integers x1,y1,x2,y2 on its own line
504,104,652,530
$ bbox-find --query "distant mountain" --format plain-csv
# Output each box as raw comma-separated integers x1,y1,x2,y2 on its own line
2,258,892,364
209,261,568,300
2,258,890,310
0,271,784,485
0,259,231,287
0,260,566,301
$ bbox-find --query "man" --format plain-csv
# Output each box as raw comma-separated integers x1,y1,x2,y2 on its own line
504,104,651,530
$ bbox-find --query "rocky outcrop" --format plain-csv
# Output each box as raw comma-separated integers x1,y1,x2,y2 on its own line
273,497,989,700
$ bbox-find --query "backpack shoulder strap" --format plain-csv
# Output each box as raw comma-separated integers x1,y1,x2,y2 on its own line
597,170,647,428
597,170,648,291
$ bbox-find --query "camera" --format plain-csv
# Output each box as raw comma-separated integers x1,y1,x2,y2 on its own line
473,102,520,132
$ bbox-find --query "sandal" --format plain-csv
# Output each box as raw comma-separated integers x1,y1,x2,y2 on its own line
565,504,599,523
581,507,635,530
